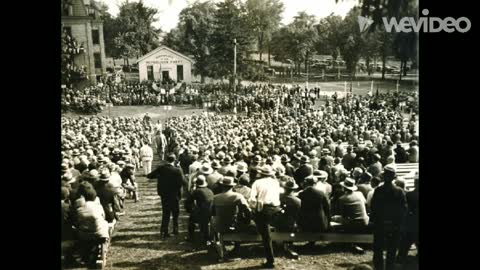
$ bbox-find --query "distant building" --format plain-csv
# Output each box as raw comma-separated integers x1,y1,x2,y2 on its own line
137,46,194,83
61,0,106,85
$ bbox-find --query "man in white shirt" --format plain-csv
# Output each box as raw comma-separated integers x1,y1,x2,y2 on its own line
249,166,282,269
139,141,153,176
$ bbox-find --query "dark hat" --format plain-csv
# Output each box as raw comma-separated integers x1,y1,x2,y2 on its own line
211,159,221,169
223,156,233,164
304,175,317,185
238,174,250,186
219,176,236,186
410,140,418,146
283,180,299,190
280,154,290,162
252,155,262,163
340,178,358,191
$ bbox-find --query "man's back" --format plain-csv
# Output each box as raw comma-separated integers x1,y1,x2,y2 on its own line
149,163,184,197
371,182,407,227
298,187,330,231
338,192,369,225
211,190,248,233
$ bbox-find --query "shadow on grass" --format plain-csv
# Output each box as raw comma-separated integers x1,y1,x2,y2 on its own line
111,250,218,270
129,213,162,219
113,240,188,252
291,242,371,256
141,207,161,212
112,232,161,242
336,261,372,268
117,225,160,233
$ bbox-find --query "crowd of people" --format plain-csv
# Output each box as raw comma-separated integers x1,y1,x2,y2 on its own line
61,115,156,267
61,81,418,117
147,90,418,268
61,82,419,269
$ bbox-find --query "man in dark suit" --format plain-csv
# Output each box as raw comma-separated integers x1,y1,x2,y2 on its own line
147,153,187,239
294,155,313,188
341,146,356,171
397,173,419,265
394,143,409,164
371,165,407,270
297,176,330,246
94,169,117,223
185,175,214,244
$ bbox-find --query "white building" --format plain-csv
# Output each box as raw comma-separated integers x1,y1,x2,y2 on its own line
137,46,194,83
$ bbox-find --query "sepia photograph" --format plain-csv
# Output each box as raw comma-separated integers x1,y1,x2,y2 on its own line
61,0,419,269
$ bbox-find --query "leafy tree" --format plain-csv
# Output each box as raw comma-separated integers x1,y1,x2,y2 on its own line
208,0,255,81
113,0,161,65
177,1,217,82
315,14,344,61
245,0,284,64
340,7,363,79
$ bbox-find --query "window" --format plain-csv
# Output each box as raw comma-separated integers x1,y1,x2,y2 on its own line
63,26,72,37
147,66,154,81
94,53,102,69
92,29,100,45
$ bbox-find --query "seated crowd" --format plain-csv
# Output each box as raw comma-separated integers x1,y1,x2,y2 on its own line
61,116,154,267
163,92,418,263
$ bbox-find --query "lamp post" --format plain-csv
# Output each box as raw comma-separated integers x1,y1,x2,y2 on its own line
233,38,237,94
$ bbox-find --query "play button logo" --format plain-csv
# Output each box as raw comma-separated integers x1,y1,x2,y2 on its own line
358,15,374,33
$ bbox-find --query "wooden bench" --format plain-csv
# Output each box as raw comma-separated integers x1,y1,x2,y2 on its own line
61,220,116,269
221,232,373,243
217,231,373,260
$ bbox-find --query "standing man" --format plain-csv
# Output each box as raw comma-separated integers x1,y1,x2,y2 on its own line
140,141,154,176
147,153,186,239
370,165,407,270
249,166,282,269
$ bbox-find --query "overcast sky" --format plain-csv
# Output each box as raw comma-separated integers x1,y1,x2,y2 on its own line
100,0,358,32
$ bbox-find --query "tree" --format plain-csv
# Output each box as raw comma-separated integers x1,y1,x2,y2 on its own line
245,0,284,64
113,0,162,64
208,0,255,81
289,12,318,74
340,7,363,79
315,14,344,61
176,1,217,83
361,28,382,76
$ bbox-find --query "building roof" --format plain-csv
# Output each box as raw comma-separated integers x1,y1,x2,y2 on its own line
136,46,194,64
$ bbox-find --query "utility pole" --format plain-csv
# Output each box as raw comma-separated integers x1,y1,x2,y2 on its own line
233,38,237,93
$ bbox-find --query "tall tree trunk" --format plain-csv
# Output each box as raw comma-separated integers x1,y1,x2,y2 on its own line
403,60,408,76
201,75,205,83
